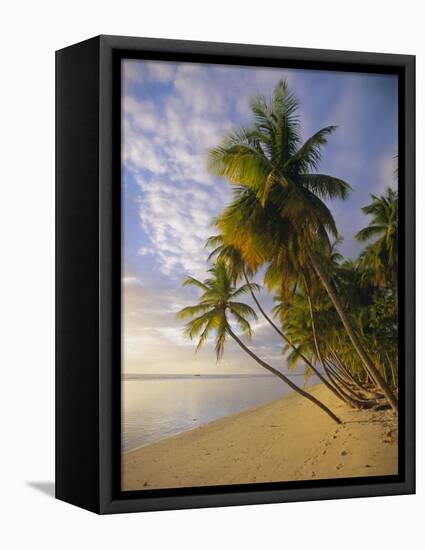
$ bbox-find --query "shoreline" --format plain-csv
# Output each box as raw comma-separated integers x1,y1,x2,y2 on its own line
122,384,398,491
124,390,294,455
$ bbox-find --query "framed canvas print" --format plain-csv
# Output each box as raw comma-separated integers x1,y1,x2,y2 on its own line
56,35,415,514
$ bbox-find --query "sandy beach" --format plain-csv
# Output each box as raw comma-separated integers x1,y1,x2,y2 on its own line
122,384,398,491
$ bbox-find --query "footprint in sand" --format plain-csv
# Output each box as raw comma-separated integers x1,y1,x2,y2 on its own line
341,450,348,456
336,464,344,470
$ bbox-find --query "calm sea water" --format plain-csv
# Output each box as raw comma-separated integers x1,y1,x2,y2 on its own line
122,375,292,452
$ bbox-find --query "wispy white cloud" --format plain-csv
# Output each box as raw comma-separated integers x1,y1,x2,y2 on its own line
122,62,308,282
134,176,225,277
122,61,241,280
123,59,176,84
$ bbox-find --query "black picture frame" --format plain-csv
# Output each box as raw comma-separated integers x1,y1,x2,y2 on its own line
56,35,415,514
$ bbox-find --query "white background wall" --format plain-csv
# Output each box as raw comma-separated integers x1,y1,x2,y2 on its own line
0,1,422,548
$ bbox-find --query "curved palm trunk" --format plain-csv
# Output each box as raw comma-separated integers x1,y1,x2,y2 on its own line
242,268,346,403
322,362,365,407
301,271,329,374
227,326,342,425
326,359,366,398
302,272,369,409
325,360,378,408
328,356,358,387
307,249,398,413
330,349,381,398
330,350,361,386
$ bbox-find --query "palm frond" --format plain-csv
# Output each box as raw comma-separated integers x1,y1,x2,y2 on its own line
215,316,228,360
355,224,385,243
285,126,337,172
195,314,220,353
177,303,212,320
182,276,209,291
299,174,351,201
204,235,223,250
270,80,301,163
184,310,217,340
229,310,253,338
207,137,272,190
228,301,258,321
231,281,261,297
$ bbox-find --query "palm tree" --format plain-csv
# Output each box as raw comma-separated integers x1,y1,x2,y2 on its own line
177,261,342,424
207,80,398,413
205,234,358,406
356,187,398,288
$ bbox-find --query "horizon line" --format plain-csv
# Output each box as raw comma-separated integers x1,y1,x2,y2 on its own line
122,372,306,379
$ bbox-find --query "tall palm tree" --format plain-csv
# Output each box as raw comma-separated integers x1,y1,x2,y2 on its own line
207,80,398,413
356,187,398,288
177,261,342,424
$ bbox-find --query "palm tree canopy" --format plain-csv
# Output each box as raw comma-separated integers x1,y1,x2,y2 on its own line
207,80,351,274
205,234,256,282
177,262,258,360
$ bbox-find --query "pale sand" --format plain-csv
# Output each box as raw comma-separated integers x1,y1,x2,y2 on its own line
122,384,398,491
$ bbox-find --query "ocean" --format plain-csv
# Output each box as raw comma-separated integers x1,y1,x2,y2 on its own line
122,374,295,452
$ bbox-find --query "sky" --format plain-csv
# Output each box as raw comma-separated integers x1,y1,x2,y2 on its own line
122,59,398,375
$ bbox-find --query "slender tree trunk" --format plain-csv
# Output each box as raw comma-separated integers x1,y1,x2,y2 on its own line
331,350,381,398
242,268,346,404
325,359,358,394
331,350,361,386
227,326,342,425
302,271,331,379
322,362,366,408
301,271,369,408
325,360,378,408
328,357,356,387
307,249,398,413
321,361,357,406
386,351,397,390
327,360,363,396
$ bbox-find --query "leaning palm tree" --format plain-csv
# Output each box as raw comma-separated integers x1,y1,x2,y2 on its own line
206,234,357,406
177,261,342,424
207,80,398,413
